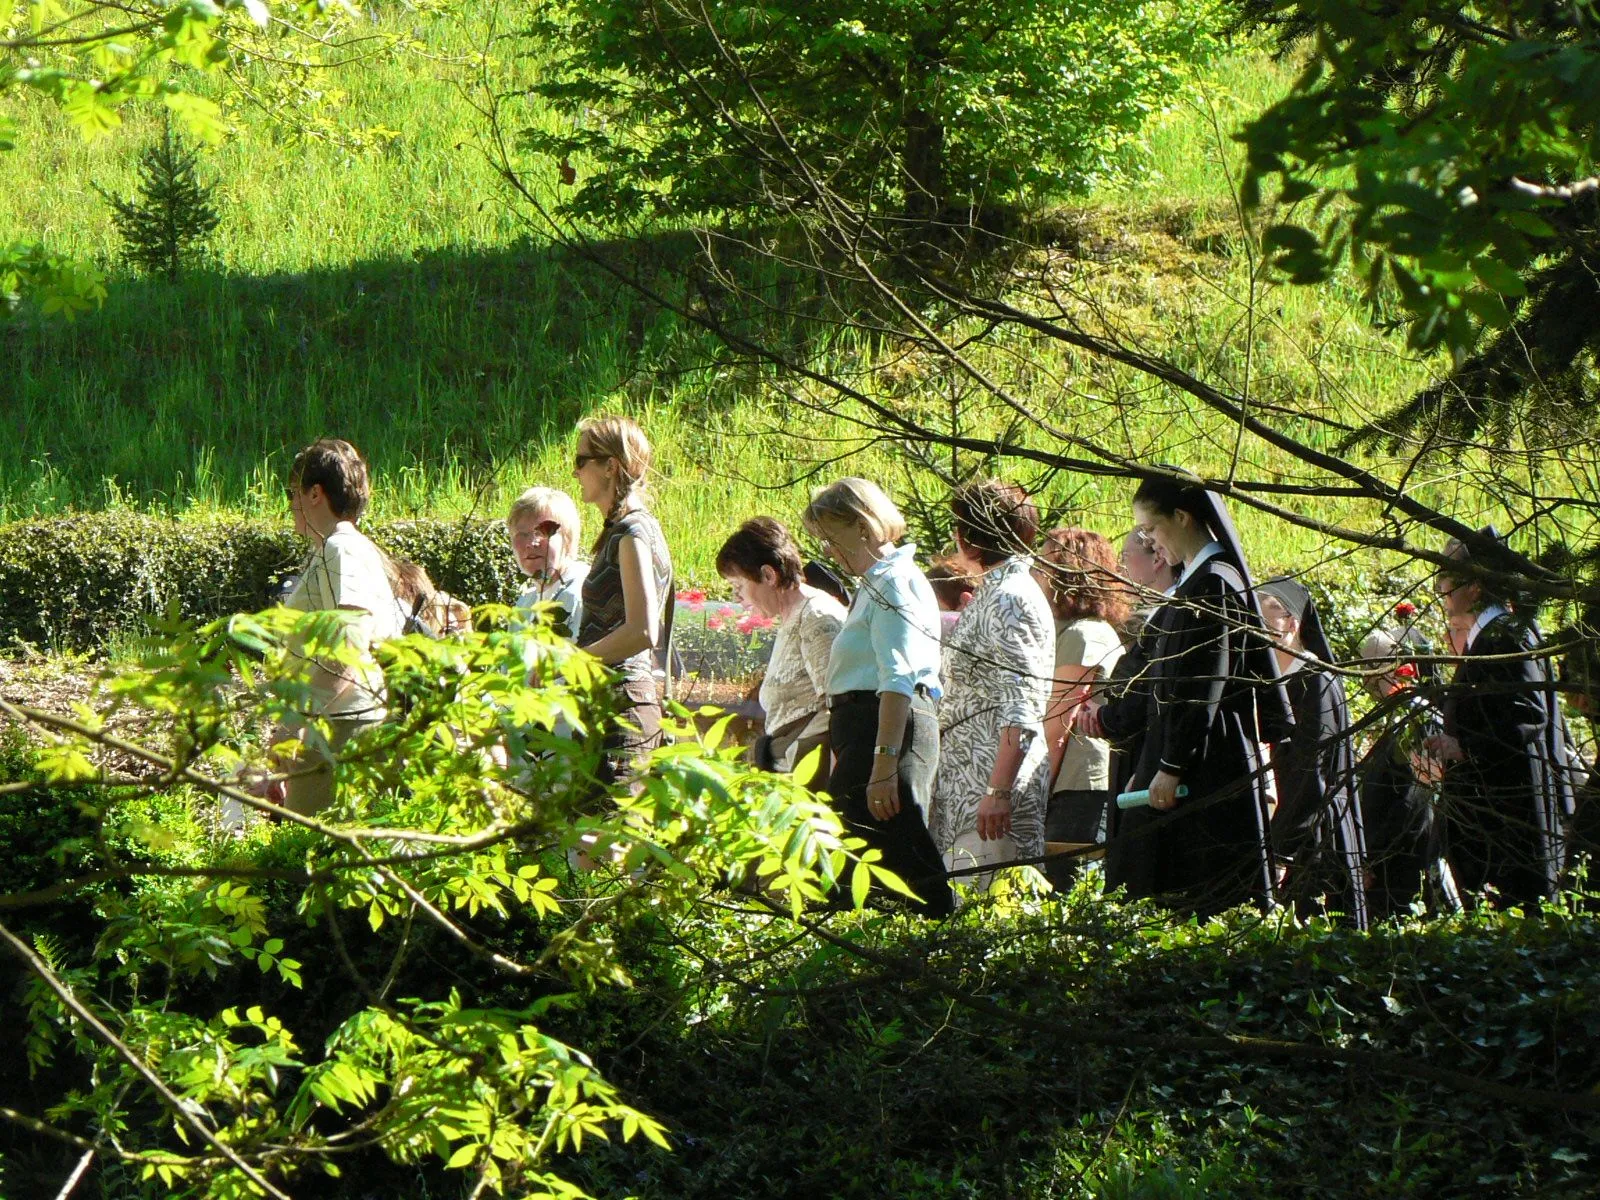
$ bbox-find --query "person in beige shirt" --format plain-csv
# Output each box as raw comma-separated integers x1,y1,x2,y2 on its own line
264,438,401,816
717,517,845,787
1034,527,1130,890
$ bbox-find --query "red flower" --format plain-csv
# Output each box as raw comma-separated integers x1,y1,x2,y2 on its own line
1394,663,1419,679
716,605,739,620
676,588,707,610
1394,601,1417,618
706,616,724,631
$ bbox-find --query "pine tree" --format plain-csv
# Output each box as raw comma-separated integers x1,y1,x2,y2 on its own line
97,123,221,282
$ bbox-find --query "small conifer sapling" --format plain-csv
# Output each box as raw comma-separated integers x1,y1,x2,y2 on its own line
97,123,221,282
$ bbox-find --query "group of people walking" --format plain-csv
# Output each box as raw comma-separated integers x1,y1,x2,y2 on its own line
271,417,1590,924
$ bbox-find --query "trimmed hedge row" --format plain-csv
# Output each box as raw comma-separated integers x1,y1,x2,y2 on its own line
0,513,523,651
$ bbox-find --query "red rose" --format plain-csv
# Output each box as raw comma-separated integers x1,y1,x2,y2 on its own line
1394,663,1419,679
1394,601,1417,618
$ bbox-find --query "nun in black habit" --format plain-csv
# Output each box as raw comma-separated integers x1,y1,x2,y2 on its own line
1354,622,1459,919
1094,529,1181,802
1097,475,1294,916
1257,576,1368,928
1426,530,1576,905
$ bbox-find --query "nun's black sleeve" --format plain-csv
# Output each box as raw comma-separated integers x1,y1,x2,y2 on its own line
1450,622,1547,764
1098,637,1150,744
1271,671,1337,858
1151,575,1231,778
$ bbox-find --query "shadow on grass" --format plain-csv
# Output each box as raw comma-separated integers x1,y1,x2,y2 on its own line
0,229,829,515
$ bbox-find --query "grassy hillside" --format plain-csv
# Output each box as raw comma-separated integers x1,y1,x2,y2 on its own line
1,15,1490,585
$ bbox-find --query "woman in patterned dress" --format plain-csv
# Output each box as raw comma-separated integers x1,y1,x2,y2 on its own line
929,480,1056,889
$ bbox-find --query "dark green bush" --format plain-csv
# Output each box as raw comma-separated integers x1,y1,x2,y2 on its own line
548,896,1600,1200
0,513,523,651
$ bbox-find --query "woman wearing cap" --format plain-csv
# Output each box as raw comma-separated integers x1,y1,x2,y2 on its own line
508,486,588,639
1257,576,1368,927
804,477,953,917
930,480,1056,891
1082,473,1293,915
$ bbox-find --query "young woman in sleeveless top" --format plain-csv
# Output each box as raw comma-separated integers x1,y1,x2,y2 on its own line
572,415,674,786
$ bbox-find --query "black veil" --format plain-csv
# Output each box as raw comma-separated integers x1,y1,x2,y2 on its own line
1192,488,1296,742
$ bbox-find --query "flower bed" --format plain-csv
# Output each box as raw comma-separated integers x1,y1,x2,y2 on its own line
672,590,775,682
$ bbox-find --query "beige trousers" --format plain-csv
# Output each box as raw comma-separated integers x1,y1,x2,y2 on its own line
283,717,371,817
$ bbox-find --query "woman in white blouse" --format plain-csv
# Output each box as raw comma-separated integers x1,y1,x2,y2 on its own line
716,517,845,787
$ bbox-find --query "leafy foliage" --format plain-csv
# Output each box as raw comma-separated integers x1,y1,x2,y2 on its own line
1236,0,1600,447
0,603,893,1197
521,0,1220,226
98,122,222,281
554,884,1600,1199
1,0,445,313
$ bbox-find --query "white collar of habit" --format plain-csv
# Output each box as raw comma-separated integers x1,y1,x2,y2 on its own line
1466,603,1510,652
1169,540,1225,594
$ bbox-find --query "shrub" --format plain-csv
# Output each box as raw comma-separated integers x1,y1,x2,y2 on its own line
0,513,523,651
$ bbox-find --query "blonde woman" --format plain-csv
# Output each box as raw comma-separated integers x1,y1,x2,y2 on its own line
572,416,674,785
507,486,588,639
804,477,952,917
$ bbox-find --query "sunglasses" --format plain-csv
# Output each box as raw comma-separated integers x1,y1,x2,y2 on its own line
574,451,608,470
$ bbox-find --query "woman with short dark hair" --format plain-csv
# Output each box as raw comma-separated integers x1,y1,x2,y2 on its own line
929,480,1056,890
716,517,845,785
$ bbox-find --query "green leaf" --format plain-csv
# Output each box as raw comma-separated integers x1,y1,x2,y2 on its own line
163,92,227,145
1502,210,1557,238
1470,255,1527,297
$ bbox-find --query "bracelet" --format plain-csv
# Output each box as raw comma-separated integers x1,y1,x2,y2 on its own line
873,744,901,758
984,786,1013,800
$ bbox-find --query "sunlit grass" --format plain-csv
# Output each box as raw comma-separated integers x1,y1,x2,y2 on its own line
0,28,1550,586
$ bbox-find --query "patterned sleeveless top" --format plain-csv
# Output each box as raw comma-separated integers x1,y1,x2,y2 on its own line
578,508,674,686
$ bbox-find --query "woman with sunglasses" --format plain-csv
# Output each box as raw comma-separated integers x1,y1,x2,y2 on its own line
572,416,674,786
507,486,588,639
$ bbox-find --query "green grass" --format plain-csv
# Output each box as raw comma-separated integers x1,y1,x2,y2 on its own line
0,22,1561,587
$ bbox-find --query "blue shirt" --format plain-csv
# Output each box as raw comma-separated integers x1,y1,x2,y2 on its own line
826,543,943,699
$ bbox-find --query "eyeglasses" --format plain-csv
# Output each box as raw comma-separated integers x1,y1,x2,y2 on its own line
574,452,606,470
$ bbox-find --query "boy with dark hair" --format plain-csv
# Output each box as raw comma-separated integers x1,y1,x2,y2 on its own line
269,438,400,815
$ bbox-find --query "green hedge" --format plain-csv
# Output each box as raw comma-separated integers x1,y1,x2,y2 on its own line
0,513,523,651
